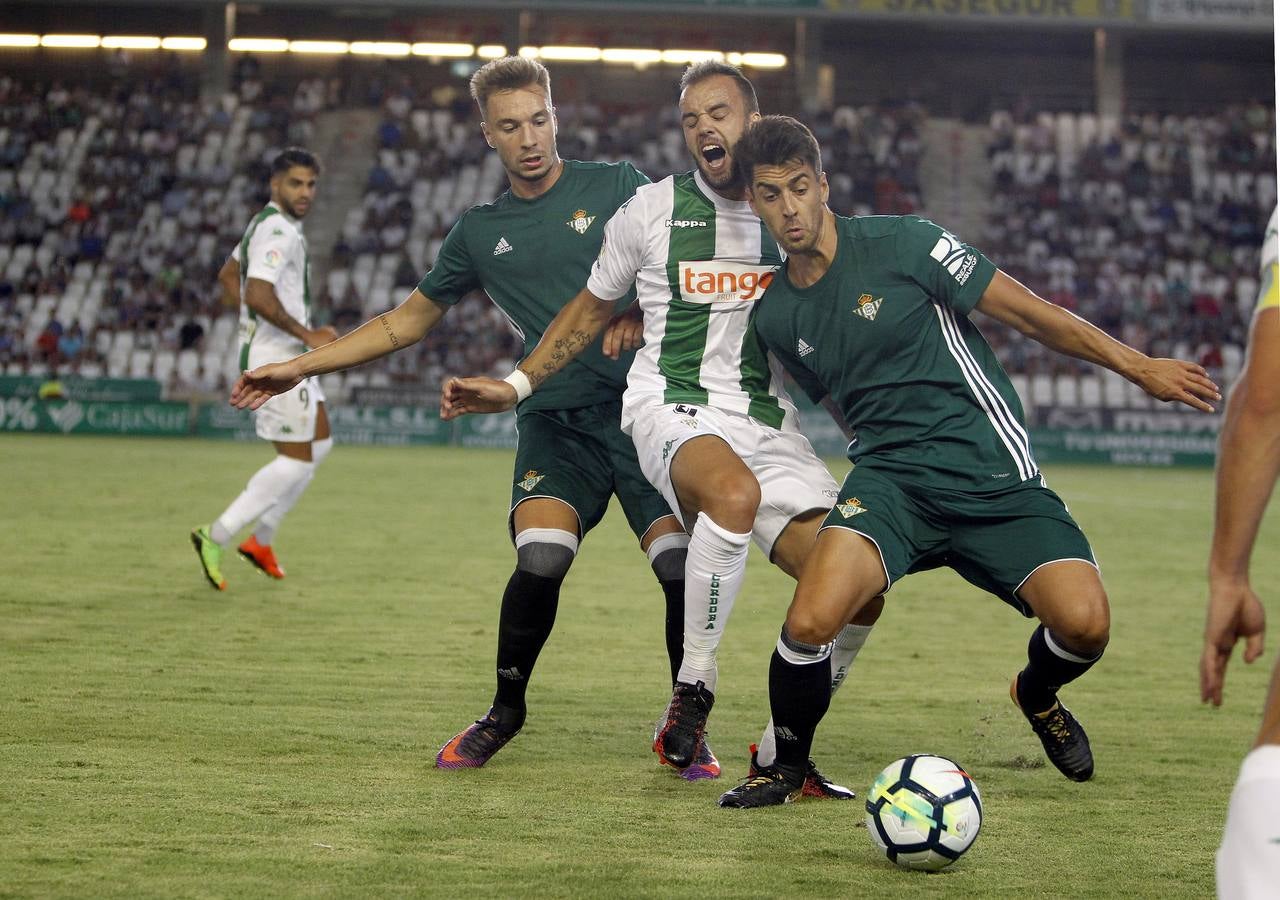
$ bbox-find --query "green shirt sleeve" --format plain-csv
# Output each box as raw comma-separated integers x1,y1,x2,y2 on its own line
417,215,479,307
894,216,996,315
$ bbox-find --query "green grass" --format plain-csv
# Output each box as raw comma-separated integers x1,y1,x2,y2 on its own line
2,435,1276,898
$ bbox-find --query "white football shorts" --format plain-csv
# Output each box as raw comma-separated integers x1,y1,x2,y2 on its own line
622,393,839,555
1218,743,1280,899
247,340,326,443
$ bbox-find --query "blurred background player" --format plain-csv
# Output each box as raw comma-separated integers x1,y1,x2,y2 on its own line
230,58,697,775
1203,205,1280,898
441,62,881,797
191,147,337,590
717,115,1219,807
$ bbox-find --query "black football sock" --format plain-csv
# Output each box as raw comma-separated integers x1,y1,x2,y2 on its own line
1017,624,1103,714
647,536,689,687
769,627,834,777
491,566,567,729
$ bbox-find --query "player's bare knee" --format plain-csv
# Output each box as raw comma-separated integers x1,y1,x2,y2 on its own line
699,472,760,533
1050,596,1110,655
785,605,844,647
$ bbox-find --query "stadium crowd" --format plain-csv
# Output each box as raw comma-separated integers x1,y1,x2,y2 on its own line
983,103,1276,391
0,68,1271,410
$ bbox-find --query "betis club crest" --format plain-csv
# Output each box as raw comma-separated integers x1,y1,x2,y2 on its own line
853,293,883,321
836,497,867,518
517,470,546,492
566,209,596,234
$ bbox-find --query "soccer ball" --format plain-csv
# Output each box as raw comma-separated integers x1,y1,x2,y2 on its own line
864,754,983,871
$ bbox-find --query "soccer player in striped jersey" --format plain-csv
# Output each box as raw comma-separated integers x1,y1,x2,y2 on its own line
192,148,337,590
232,58,698,776
443,63,880,797
1205,206,1280,897
716,115,1220,807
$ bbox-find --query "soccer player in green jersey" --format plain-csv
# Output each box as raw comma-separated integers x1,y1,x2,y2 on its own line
231,57,699,775
443,63,878,798
716,115,1221,808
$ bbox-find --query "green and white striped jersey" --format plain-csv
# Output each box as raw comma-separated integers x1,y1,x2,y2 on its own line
587,170,797,430
234,204,311,369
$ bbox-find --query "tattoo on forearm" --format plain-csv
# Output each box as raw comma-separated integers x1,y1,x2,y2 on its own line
379,314,401,349
531,330,592,389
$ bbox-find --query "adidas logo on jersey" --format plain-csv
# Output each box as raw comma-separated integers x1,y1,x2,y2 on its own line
493,237,514,256
797,338,815,358
853,293,883,321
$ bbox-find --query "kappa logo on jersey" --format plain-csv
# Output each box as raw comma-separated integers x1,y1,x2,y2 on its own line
853,293,883,321
493,237,514,256
678,261,776,304
929,231,979,285
566,209,596,234
797,338,815,357
516,469,545,491
665,219,709,228
836,497,867,518
264,249,283,268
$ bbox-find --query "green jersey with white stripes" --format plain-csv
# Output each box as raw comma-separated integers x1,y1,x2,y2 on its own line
418,159,648,412
587,170,796,430
754,214,1039,492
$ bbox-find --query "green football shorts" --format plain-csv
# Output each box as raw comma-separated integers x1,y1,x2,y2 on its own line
821,465,1096,616
508,400,676,543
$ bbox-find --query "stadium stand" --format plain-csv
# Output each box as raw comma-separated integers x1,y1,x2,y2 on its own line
982,103,1276,416
0,73,329,393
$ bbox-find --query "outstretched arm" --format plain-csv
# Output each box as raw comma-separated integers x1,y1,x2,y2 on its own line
1202,307,1280,707
976,270,1221,412
231,288,447,409
440,286,614,419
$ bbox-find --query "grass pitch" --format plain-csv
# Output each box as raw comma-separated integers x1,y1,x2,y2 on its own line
2,434,1276,898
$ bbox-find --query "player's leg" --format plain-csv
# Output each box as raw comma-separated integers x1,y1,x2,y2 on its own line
750,446,884,797
659,432,760,767
436,496,580,769
721,466,924,808
191,380,320,589
949,480,1104,781
1218,660,1280,897
437,408,606,769
720,527,887,808
241,401,333,577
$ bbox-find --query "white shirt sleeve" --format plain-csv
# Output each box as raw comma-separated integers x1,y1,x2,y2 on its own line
230,241,241,265
587,190,649,302
244,218,297,286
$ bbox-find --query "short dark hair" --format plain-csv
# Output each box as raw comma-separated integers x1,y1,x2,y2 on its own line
470,55,552,115
271,147,320,175
679,60,759,113
735,115,823,182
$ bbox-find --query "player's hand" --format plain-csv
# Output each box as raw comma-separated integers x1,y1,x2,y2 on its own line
1200,577,1266,706
440,376,517,420
306,325,339,349
230,361,304,410
1132,359,1221,413
602,305,644,359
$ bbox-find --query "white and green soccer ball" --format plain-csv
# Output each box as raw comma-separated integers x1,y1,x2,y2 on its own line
865,753,983,871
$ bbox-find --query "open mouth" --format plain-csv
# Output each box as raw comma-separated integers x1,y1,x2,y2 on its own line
701,143,728,172
520,154,544,170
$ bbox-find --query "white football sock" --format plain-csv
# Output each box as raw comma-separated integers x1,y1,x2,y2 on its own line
676,511,751,695
253,439,330,545
1218,744,1280,899
211,455,314,547
756,622,873,767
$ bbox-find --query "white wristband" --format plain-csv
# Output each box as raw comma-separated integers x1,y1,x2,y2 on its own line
502,369,532,403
